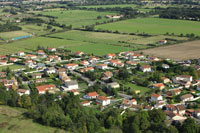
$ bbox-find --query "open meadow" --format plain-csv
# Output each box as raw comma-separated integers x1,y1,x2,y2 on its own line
37,10,116,28
96,17,200,36
0,105,65,133
141,40,200,60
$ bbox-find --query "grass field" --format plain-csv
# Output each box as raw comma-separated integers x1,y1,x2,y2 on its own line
141,40,200,60
79,4,138,8
50,30,187,46
0,31,30,40
0,36,128,55
0,65,24,71
37,10,116,28
0,105,65,133
96,17,200,36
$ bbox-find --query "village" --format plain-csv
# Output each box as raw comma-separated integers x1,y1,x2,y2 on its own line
1,47,200,125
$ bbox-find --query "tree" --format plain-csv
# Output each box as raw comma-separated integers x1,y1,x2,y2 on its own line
97,16,102,19
181,118,199,133
130,123,141,133
148,109,166,123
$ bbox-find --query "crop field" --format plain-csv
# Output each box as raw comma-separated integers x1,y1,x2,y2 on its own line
37,10,116,28
141,40,200,60
0,36,128,56
96,18,200,36
0,105,65,133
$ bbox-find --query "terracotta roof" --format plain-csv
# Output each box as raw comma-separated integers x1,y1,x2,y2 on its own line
88,92,98,97
97,96,108,101
181,94,193,100
65,63,78,67
153,83,164,87
36,84,56,93
141,65,151,68
152,93,161,98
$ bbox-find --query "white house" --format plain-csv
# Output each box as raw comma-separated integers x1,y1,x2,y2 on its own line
81,101,91,106
17,89,30,96
140,65,151,72
17,51,25,57
173,75,193,83
0,60,7,65
45,67,56,74
48,48,56,52
65,63,78,70
83,92,99,99
150,94,163,103
106,53,116,59
107,82,120,89
96,64,108,70
64,80,79,90
96,96,110,106
162,64,170,69
180,94,194,102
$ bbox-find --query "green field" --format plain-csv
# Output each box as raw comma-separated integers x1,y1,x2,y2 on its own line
0,105,65,133
79,4,138,8
0,31,30,41
0,65,24,71
0,36,128,56
50,30,187,46
37,10,116,28
96,17,200,36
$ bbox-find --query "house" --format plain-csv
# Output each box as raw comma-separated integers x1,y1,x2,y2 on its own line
154,102,165,109
96,96,110,106
158,40,167,45
180,94,194,102
83,92,99,99
24,60,36,68
26,54,37,59
80,60,90,66
165,110,187,121
80,67,94,73
140,65,151,72
166,104,177,114
4,78,18,88
17,51,25,57
37,50,45,55
173,75,193,83
121,99,137,109
56,68,66,74
176,105,186,115
109,60,122,67
35,78,47,83
0,72,6,78
153,83,165,90
45,67,56,74
74,51,84,56
150,94,163,103
36,84,56,94
36,63,46,71
107,82,120,89
123,51,135,57
126,61,138,66
194,109,200,118
88,57,100,63
48,48,56,52
65,63,78,70
161,77,170,83
47,55,61,62
106,53,116,59
162,64,170,69
81,101,91,106
0,60,7,65
64,80,79,91
9,57,18,62
96,64,108,70
69,89,79,95
129,54,144,59
32,73,42,79
0,55,7,60
102,71,113,79
171,89,181,96
197,84,200,91
149,56,160,62
59,73,71,82
17,89,30,96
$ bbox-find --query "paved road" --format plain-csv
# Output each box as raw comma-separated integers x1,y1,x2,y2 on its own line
118,92,132,99
70,70,96,86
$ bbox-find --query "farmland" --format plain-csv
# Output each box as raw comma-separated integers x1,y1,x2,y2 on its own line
0,105,65,133
96,17,200,36
0,31,30,41
141,40,200,60
37,10,116,28
0,36,128,56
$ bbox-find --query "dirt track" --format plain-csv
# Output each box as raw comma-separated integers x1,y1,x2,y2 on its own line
141,40,200,61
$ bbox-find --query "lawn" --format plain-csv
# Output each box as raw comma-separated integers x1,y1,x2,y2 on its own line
37,10,116,28
0,105,66,133
125,83,150,95
96,17,200,36
0,65,24,71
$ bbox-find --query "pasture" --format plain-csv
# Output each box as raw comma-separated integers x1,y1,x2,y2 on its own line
96,17,200,36
0,31,30,41
141,40,200,60
0,36,128,56
37,10,116,28
0,105,65,133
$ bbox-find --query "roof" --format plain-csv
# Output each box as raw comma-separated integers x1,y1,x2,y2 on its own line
153,83,164,88
81,101,90,104
97,64,107,67
141,65,151,69
152,93,161,98
17,89,28,93
36,84,56,93
65,80,78,86
65,63,78,67
176,105,185,111
97,96,108,101
110,60,121,63
107,53,116,57
181,94,193,100
88,92,98,97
